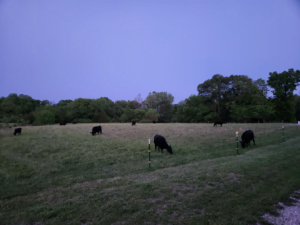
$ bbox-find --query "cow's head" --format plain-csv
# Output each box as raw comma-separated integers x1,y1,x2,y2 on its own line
240,141,247,148
167,145,173,154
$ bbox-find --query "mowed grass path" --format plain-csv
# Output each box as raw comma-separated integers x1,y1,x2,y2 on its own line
0,123,300,224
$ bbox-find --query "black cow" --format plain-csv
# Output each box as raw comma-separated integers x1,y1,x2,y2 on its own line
153,120,156,124
60,122,67,125
14,128,22,136
72,122,77,124
91,126,102,135
154,134,173,154
240,130,255,148
214,121,225,127
132,121,136,126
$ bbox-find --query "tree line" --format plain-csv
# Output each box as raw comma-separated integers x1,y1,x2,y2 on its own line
1,68,300,125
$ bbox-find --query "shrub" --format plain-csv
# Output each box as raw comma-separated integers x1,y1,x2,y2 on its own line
139,119,153,123
33,110,55,125
76,119,92,123
20,118,29,126
145,109,159,121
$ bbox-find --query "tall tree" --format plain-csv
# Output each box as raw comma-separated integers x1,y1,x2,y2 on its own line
267,68,300,122
197,74,230,120
144,92,174,122
295,94,300,121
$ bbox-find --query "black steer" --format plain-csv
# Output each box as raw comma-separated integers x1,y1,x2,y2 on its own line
132,121,136,126
240,130,255,148
154,134,173,154
153,120,156,124
14,128,22,136
91,126,102,135
214,121,225,127
60,122,67,125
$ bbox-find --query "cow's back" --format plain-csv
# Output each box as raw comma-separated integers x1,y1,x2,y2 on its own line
14,128,22,135
241,130,254,141
154,134,167,146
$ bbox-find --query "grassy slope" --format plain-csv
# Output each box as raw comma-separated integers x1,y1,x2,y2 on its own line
0,123,300,225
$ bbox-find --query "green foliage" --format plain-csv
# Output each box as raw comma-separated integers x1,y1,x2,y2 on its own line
139,119,153,123
251,94,274,122
134,108,146,121
267,68,300,122
0,68,299,124
295,94,300,121
76,119,92,123
33,110,55,125
120,106,135,122
196,74,262,122
144,91,174,122
145,108,159,121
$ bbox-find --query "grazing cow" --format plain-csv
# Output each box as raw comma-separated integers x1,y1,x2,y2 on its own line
240,130,255,148
214,121,225,127
14,128,22,136
72,122,77,124
91,126,102,135
154,134,173,154
60,122,67,125
132,121,136,126
153,120,156,124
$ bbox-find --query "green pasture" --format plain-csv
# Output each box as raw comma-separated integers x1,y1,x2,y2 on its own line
0,123,300,224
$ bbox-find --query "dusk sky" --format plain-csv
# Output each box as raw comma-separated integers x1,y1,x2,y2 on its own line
1,0,300,104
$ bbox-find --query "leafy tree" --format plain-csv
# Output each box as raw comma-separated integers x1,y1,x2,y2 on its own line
267,68,300,122
134,108,146,121
295,94,300,121
41,100,51,106
33,110,55,125
197,74,230,120
0,98,19,115
253,78,268,97
145,109,159,121
229,102,250,122
144,92,174,122
251,94,274,123
120,106,135,122
172,101,186,122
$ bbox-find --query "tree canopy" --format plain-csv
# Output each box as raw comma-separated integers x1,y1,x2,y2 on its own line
1,68,299,124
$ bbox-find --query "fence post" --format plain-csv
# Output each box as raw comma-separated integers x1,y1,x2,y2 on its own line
282,126,284,142
236,132,238,154
148,139,151,168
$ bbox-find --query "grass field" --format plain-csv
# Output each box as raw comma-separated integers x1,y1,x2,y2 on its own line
1,123,300,225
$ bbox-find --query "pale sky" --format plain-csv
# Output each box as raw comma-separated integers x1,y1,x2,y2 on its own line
1,0,300,103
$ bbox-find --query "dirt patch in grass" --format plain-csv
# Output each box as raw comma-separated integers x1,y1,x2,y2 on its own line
126,173,157,184
27,222,44,225
145,196,164,203
226,172,243,183
111,222,126,225
73,176,122,190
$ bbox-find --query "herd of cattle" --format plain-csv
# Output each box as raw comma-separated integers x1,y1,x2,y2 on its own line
12,120,255,153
